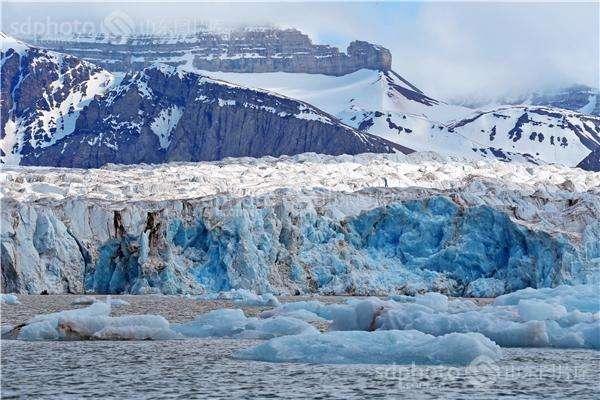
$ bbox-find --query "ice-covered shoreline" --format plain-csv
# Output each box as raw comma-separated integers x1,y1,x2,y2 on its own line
1,152,599,295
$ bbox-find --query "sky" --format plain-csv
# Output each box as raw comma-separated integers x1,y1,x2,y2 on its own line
2,1,599,101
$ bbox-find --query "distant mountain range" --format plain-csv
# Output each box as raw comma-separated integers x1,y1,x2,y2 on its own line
2,30,600,171
450,84,599,116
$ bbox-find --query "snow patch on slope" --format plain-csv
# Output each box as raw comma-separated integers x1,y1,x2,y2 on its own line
150,106,183,149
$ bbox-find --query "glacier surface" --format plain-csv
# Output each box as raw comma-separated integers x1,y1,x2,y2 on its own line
1,152,599,295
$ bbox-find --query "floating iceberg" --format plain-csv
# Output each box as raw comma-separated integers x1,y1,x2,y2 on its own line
197,289,280,307
235,330,502,366
13,301,178,341
261,309,326,322
171,308,317,339
0,294,20,305
109,298,130,306
235,317,318,339
57,315,178,340
71,296,129,306
171,309,248,338
517,300,568,321
260,300,333,321
71,296,97,305
357,285,600,349
494,285,600,313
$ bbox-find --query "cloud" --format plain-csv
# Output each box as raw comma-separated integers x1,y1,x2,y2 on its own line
2,1,597,100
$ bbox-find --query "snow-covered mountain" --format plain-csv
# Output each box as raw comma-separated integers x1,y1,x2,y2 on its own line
451,84,600,116
1,34,405,168
5,30,600,170
0,33,115,165
195,68,600,169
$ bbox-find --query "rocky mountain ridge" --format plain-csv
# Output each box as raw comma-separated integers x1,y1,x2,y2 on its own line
28,28,392,76
1,34,406,168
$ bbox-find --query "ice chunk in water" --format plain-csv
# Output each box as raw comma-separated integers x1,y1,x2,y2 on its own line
58,315,178,340
71,296,97,305
235,330,502,366
235,317,318,339
415,292,448,312
0,294,20,305
494,285,599,313
377,288,599,349
16,301,178,341
331,285,599,349
260,300,333,320
172,308,317,338
172,309,248,338
328,298,391,331
518,300,568,321
198,289,280,307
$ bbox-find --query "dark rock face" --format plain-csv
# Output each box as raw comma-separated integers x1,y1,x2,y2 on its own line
29,28,392,76
20,65,410,168
577,148,600,171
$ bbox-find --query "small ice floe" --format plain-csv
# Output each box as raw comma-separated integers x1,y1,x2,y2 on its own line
235,330,502,366
6,300,177,341
109,298,130,306
71,296,130,307
259,300,332,321
335,285,600,349
493,284,599,313
197,289,280,307
0,294,20,305
172,308,317,339
71,296,97,305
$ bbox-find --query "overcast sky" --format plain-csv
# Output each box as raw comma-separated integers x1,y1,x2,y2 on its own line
2,1,598,100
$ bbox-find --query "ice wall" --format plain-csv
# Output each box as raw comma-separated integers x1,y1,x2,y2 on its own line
2,154,598,294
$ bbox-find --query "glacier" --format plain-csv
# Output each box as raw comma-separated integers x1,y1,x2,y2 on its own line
1,152,599,295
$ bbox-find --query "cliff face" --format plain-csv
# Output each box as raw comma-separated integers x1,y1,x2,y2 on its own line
2,154,598,295
30,28,392,76
19,65,405,168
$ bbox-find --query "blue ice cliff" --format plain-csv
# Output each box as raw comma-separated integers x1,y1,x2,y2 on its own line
1,153,599,295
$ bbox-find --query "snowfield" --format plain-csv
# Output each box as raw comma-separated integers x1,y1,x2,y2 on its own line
1,152,599,295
